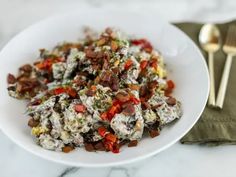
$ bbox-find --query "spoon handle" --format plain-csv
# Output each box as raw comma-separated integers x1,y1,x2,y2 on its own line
208,52,216,107
216,54,233,109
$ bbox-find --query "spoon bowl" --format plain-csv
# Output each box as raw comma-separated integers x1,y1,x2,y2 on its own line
199,24,221,52
199,24,221,107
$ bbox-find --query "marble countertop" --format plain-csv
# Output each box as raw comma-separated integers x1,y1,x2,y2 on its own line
1,0,236,176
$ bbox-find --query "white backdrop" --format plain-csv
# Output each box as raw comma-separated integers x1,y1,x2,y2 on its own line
0,0,236,177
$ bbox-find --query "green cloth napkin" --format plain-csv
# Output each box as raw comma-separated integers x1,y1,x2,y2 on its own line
174,21,236,145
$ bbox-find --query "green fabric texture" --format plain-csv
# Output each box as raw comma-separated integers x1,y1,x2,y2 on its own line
174,21,236,145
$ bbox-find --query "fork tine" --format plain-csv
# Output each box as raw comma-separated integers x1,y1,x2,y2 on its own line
224,25,236,47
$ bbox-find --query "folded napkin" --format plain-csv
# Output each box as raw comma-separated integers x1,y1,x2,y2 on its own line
174,21,236,145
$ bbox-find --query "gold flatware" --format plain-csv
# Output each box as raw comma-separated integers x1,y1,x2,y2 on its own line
216,25,236,109
199,24,221,107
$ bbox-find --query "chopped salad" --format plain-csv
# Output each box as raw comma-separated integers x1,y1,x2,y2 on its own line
7,28,182,153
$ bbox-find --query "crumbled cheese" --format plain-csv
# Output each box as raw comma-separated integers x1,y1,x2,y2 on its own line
111,105,144,140
143,109,157,124
63,49,82,79
38,134,64,151
52,62,66,79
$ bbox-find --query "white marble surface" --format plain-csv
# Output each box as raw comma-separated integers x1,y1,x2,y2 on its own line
1,0,236,176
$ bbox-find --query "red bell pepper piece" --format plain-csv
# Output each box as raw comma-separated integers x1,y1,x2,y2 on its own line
167,80,175,89
98,126,107,137
54,87,66,95
140,60,148,70
124,59,133,70
105,133,117,143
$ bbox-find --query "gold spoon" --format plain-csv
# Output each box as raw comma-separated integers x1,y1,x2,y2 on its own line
199,24,221,107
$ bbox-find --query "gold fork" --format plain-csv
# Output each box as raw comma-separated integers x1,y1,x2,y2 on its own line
216,25,236,109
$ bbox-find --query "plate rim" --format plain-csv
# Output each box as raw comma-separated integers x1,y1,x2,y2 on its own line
0,10,209,167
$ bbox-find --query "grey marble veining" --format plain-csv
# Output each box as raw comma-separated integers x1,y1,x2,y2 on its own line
1,0,236,177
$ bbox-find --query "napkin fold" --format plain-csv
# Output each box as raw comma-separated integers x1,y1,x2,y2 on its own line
174,21,236,145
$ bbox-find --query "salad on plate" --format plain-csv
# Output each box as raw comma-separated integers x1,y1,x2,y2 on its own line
7,28,182,153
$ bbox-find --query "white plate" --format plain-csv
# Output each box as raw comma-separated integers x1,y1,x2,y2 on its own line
0,10,209,167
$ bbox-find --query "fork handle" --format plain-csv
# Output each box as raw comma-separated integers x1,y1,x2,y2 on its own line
208,52,216,107
216,54,233,109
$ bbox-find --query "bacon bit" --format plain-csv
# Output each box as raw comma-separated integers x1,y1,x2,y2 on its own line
74,104,86,113
7,73,16,84
96,52,104,59
139,85,147,97
149,58,158,70
128,140,138,147
166,97,176,106
85,49,97,58
62,146,74,153
141,102,151,110
98,126,108,137
149,130,160,138
101,71,112,82
19,64,32,73
19,64,32,77
67,87,77,98
94,142,106,151
16,79,39,93
84,143,95,152
111,67,118,73
138,68,148,78
140,60,148,70
110,77,119,91
122,103,135,116
128,84,140,91
111,41,118,51
97,38,106,46
115,91,130,103
105,133,117,143
28,118,39,128
124,59,133,70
